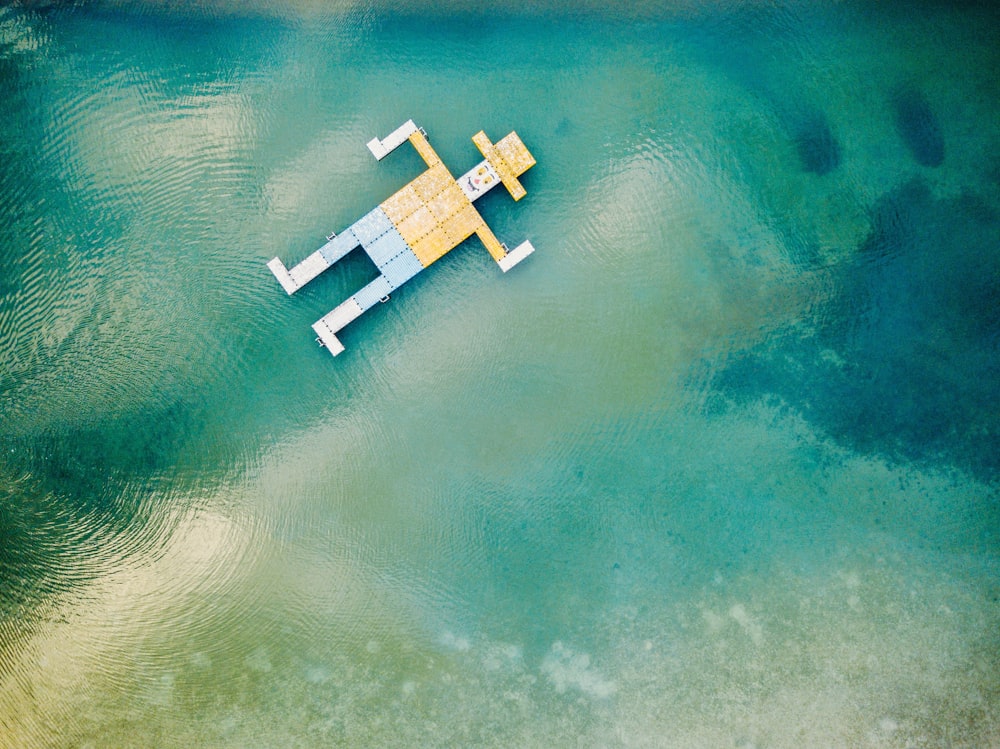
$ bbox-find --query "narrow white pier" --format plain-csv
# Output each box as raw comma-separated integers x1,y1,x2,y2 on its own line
311,298,364,356
267,251,330,295
367,119,418,161
268,230,361,295
267,257,298,295
312,325,345,356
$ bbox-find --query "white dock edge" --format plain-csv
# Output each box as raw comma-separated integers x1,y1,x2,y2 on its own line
267,257,298,295
497,240,535,273
312,324,345,356
367,119,418,160
268,249,332,295
290,250,331,287
311,298,364,356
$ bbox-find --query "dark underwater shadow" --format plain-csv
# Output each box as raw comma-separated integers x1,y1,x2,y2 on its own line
790,109,842,176
891,84,945,167
0,395,232,639
712,178,1000,482
678,3,843,176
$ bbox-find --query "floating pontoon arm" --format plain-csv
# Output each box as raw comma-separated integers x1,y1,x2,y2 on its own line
366,120,419,160
267,257,298,295
497,240,535,272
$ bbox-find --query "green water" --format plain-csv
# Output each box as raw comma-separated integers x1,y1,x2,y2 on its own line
1,2,998,746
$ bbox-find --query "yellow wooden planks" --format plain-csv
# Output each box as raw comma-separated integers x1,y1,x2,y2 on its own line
471,131,498,169
472,130,527,202
411,225,453,266
412,164,453,201
444,203,484,243
503,174,527,201
407,130,442,167
395,206,437,246
384,154,488,268
382,127,535,269
494,131,536,175
475,224,507,262
381,184,423,224
427,183,469,222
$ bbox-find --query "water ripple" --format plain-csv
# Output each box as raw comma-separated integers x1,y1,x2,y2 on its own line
2,3,999,746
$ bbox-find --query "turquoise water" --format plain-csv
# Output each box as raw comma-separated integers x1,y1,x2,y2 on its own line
1,1,998,746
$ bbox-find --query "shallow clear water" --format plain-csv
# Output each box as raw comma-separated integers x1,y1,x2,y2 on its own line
1,2,998,747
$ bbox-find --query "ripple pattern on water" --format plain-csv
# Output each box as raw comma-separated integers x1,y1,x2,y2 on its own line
2,2,1000,747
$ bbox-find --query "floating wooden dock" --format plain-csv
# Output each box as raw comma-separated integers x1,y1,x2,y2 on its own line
267,120,536,356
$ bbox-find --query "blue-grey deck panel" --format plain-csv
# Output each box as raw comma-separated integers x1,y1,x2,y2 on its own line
381,247,424,288
352,207,393,246
318,228,359,264
353,275,394,311
365,226,410,268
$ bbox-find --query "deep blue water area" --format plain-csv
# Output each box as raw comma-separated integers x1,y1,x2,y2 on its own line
717,178,1000,481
